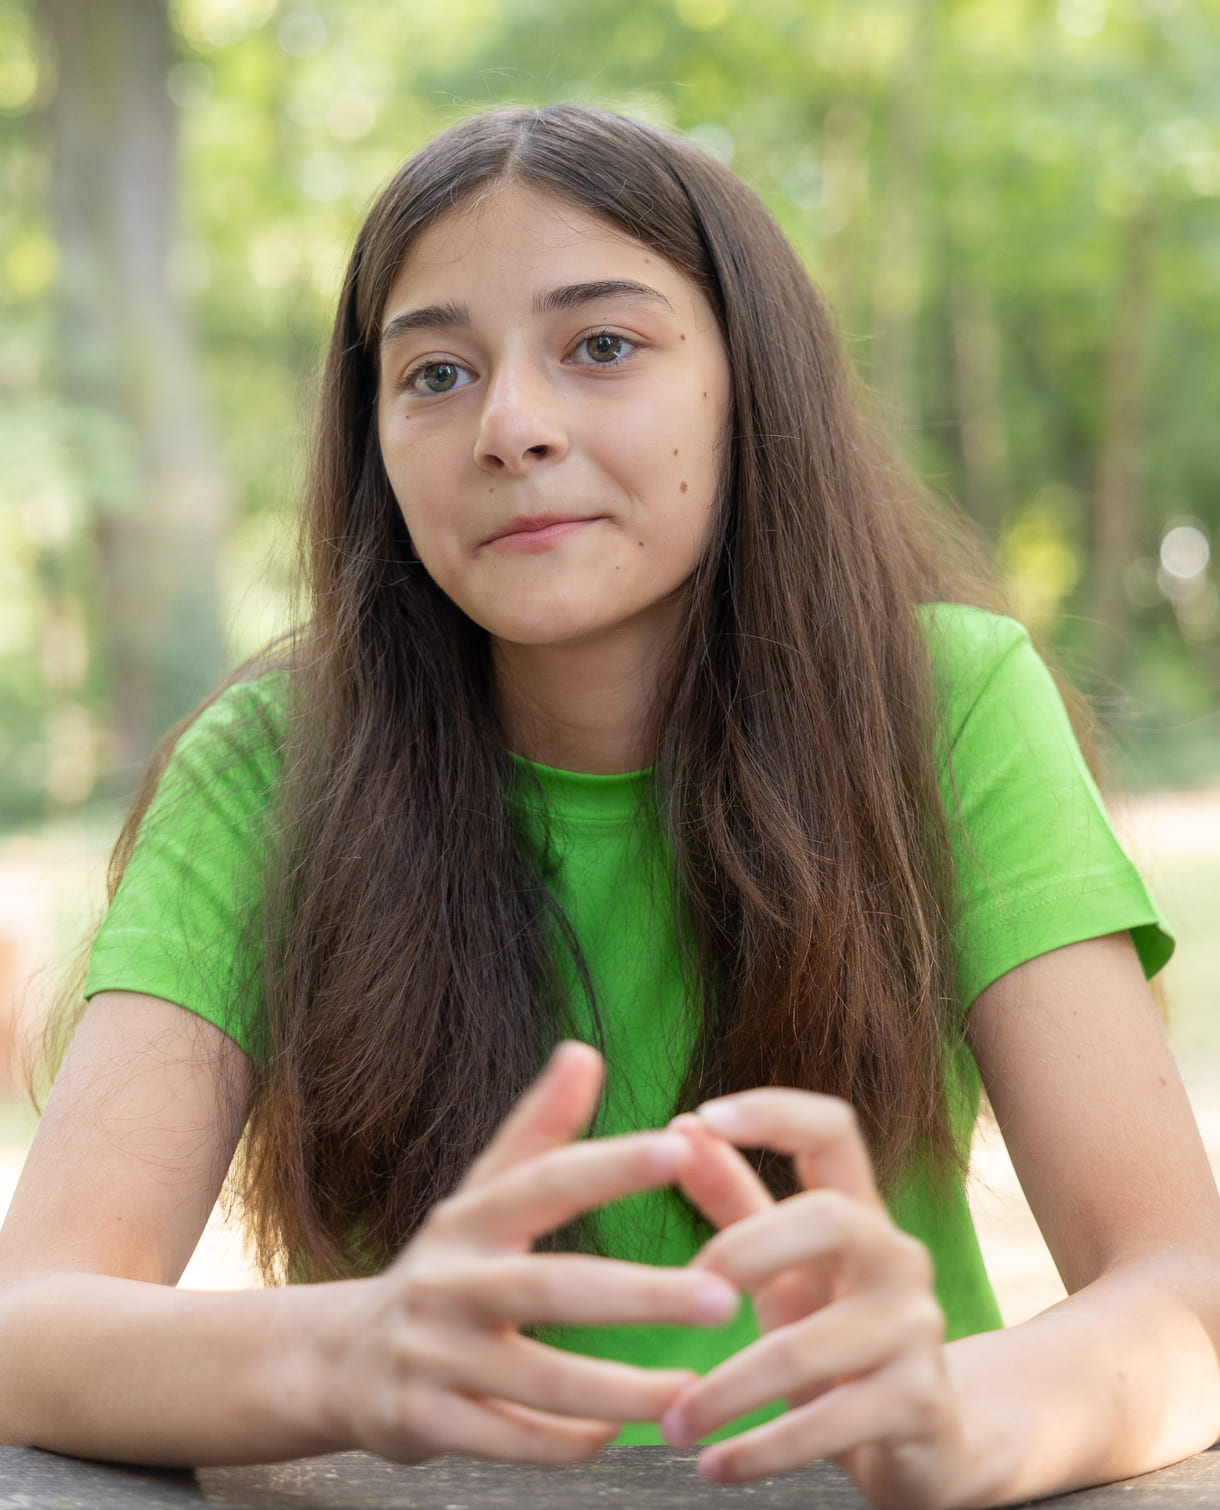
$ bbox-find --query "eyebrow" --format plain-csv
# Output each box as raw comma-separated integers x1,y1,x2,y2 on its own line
380,280,676,346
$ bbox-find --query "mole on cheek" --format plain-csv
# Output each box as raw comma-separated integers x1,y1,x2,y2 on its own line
637,539,645,548
673,448,679,456
680,333,686,341
680,481,688,494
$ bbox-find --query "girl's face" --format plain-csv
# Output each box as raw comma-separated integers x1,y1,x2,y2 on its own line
376,186,731,658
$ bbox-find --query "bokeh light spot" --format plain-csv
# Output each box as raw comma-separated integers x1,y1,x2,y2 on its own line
675,0,732,31
278,8,328,58
6,234,55,297
1161,523,1210,580
1058,0,1106,36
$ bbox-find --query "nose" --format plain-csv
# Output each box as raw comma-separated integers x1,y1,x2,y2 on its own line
473,360,568,475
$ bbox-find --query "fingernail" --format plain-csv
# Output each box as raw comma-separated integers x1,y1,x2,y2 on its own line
696,1101,744,1134
660,1406,690,1447
698,1447,731,1483
552,1039,594,1067
694,1278,739,1325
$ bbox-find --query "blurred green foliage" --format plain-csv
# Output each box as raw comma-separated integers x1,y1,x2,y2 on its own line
1,0,1219,824
1157,855,1220,1084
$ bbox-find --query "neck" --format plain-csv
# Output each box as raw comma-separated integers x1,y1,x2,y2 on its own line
492,625,677,774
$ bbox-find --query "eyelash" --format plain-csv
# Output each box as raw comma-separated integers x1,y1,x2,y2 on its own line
398,328,641,396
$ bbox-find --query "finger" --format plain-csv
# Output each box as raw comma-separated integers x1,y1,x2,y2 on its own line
660,1290,943,1446
668,1113,773,1231
419,1328,697,1423
695,1353,951,1485
464,1041,604,1188
438,1252,739,1329
437,1130,694,1246
385,1385,617,1466
695,1091,884,1209
691,1189,931,1295
753,1263,836,1335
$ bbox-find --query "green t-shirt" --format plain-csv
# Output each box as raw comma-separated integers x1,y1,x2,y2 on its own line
85,605,1171,1442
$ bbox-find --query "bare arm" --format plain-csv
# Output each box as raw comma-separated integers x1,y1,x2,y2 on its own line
661,933,1220,1508
0,994,733,1467
943,931,1220,1504
0,990,349,1464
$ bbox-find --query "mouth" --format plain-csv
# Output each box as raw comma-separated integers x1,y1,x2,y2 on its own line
482,513,606,552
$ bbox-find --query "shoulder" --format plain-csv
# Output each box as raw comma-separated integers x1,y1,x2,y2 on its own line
918,607,1174,999
919,602,1029,676
919,602,1036,703
159,669,290,802
175,669,289,757
918,603,1062,758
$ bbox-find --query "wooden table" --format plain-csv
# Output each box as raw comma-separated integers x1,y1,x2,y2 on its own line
3,1445,1220,1508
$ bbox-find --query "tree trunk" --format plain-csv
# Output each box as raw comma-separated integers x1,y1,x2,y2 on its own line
871,0,936,439
1089,203,1158,682
37,0,228,790
950,280,1009,538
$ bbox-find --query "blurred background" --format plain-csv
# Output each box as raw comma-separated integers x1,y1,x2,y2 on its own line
1,0,1218,1310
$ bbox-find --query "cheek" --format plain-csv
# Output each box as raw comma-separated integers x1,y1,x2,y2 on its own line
380,434,452,546
669,390,728,516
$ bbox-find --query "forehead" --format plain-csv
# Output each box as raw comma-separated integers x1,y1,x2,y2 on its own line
380,185,712,324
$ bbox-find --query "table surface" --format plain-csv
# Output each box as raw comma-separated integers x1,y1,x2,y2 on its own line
3,1445,1220,1509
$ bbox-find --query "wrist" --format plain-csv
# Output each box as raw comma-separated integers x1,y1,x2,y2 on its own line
936,1340,1029,1510
272,1277,380,1455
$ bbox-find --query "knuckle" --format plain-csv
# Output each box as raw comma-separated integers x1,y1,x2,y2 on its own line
908,1293,946,1346
426,1190,473,1236
502,1258,548,1316
401,1262,448,1311
772,1323,812,1377
393,1385,451,1453
826,1098,860,1141
387,1322,418,1375
800,1186,852,1241
404,1254,478,1317
550,1424,615,1464
655,1271,703,1317
881,1359,945,1441
892,1231,935,1287
529,1352,569,1403
372,1375,424,1445
532,1156,574,1204
897,1378,942,1439
394,1322,449,1382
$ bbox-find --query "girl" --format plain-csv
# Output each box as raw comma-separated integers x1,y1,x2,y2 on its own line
2,104,1219,1510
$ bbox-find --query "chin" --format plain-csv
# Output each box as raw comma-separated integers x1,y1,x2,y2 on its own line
470,595,611,649
482,604,626,650
490,622,607,650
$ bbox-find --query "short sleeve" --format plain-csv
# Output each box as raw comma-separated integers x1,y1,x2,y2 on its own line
926,606,1173,1010
84,674,287,1058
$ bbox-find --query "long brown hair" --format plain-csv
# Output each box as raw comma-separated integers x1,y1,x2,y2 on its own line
107,105,999,1281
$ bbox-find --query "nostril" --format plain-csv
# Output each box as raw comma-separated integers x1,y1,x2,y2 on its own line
527,444,547,457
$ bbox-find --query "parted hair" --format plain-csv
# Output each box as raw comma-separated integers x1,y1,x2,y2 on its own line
103,104,998,1281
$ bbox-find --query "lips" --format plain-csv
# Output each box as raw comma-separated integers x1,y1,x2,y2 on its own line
482,513,604,550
